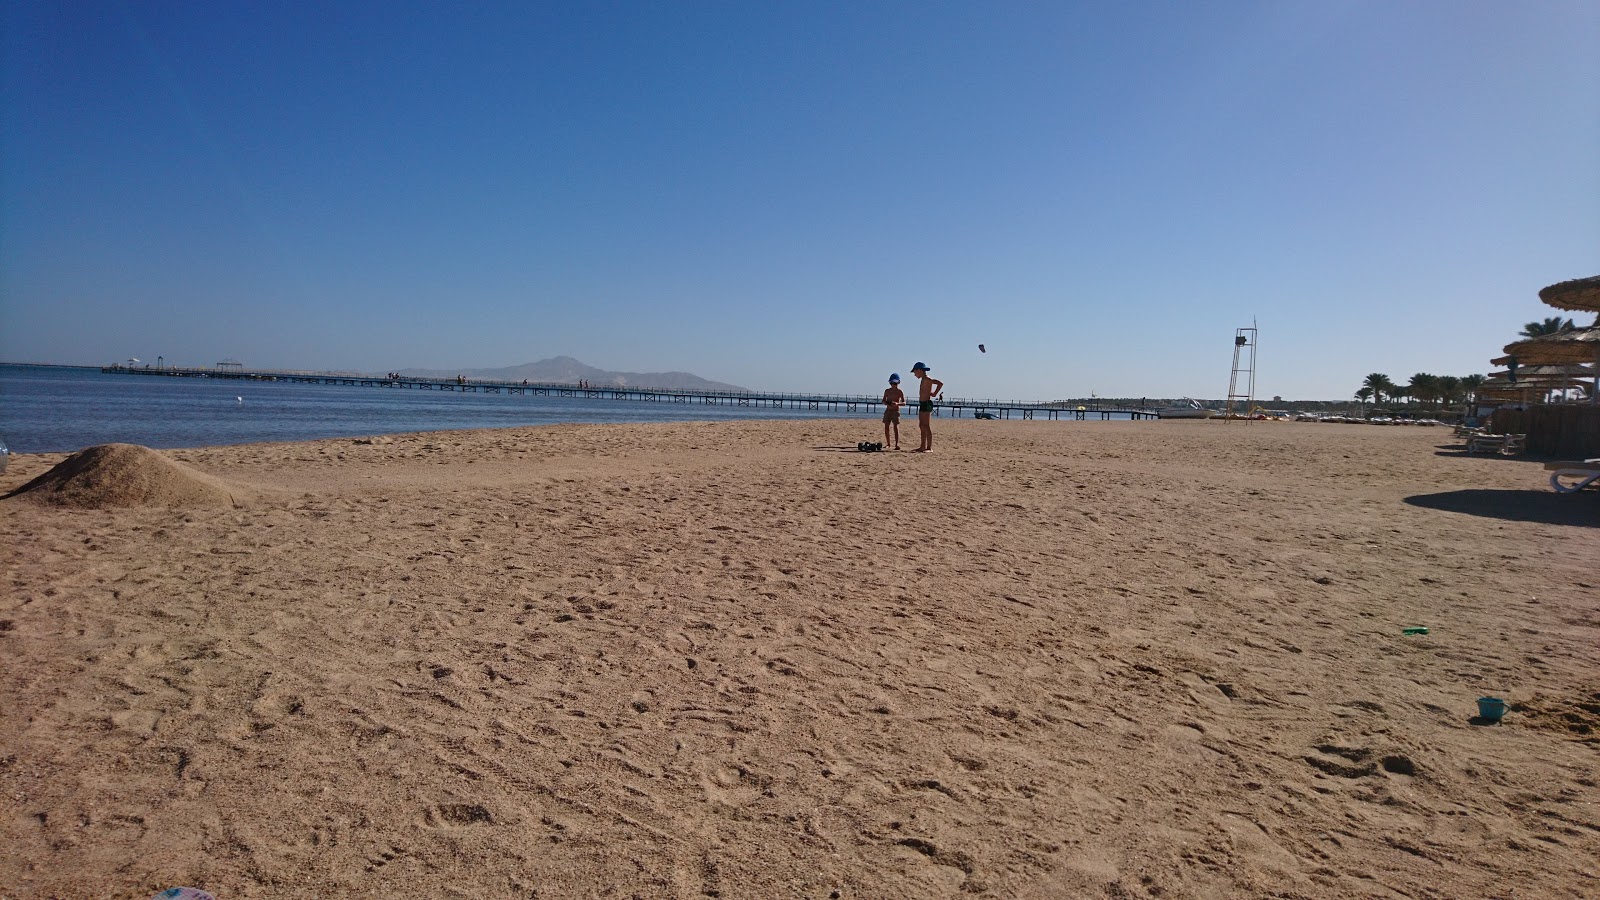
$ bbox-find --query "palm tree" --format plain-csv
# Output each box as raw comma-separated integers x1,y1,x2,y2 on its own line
1355,386,1373,408
1437,375,1461,407
1362,373,1394,405
1521,316,1575,338
1408,373,1440,408
1460,373,1485,408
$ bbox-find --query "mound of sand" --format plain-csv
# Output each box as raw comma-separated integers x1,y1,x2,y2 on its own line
3,443,246,508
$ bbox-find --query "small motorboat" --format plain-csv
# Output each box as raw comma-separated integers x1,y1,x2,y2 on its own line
1158,399,1216,419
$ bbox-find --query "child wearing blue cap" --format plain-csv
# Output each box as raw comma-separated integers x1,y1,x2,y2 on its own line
911,362,943,452
881,373,906,450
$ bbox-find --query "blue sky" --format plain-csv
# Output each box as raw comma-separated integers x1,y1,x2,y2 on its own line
3,1,1596,400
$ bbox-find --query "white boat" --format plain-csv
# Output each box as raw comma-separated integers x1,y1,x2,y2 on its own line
1158,399,1216,419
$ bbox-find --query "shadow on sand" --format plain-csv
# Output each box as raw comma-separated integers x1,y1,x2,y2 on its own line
1404,489,1598,528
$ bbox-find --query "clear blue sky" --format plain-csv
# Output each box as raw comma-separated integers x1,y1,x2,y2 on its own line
3,1,1596,400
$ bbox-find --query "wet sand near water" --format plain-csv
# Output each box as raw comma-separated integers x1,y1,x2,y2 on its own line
1,420,1596,898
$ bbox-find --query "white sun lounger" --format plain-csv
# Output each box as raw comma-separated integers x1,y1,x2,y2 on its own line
1545,459,1600,494
1466,433,1525,455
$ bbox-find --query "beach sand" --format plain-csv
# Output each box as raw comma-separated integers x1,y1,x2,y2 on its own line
1,419,1595,899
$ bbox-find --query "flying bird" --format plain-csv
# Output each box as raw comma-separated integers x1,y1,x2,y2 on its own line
978,344,986,353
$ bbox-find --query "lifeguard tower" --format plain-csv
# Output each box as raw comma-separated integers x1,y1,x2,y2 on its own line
1224,325,1258,421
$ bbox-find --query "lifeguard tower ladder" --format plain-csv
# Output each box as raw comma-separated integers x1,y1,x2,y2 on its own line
1224,324,1258,421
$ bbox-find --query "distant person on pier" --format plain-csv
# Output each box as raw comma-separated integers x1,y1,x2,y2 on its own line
881,373,905,450
911,362,943,452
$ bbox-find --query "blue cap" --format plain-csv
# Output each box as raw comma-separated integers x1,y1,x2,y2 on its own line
912,361,930,371
889,373,900,383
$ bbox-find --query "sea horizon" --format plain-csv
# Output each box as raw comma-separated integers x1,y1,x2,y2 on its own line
0,363,1154,454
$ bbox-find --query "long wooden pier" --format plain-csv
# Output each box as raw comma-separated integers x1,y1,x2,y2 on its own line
99,365,1160,421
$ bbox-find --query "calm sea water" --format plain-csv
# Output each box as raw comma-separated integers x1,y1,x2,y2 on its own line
0,365,1026,453
0,365,1138,453
0,365,861,453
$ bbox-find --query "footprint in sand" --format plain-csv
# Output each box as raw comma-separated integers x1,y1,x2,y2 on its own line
893,836,983,891
364,843,408,872
421,803,495,828
701,762,769,808
1213,811,1303,875
250,694,307,719
1303,741,1419,780
1303,743,1378,779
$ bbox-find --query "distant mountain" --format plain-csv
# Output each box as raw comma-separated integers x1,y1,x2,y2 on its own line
397,356,748,392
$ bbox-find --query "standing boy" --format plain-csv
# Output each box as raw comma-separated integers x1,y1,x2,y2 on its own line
911,362,943,452
881,373,905,450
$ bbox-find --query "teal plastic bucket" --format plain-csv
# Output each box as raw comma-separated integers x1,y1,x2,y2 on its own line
1476,697,1506,721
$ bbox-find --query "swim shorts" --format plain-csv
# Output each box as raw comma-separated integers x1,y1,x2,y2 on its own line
919,400,934,413
882,407,900,423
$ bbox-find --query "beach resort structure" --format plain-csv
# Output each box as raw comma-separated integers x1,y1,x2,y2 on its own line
1488,275,1600,457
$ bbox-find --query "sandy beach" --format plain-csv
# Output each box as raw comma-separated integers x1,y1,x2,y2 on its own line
1,419,1595,899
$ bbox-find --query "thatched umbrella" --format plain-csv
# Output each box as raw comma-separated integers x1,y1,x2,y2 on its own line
1478,383,1536,402
1485,363,1594,382
1538,275,1600,314
1502,326,1600,404
1482,379,1588,398
1485,353,1591,369
1503,326,1600,365
1477,379,1587,405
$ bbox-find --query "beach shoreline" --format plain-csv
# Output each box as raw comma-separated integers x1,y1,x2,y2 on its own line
2,419,1595,898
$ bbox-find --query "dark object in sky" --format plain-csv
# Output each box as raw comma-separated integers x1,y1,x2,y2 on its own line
978,344,986,353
